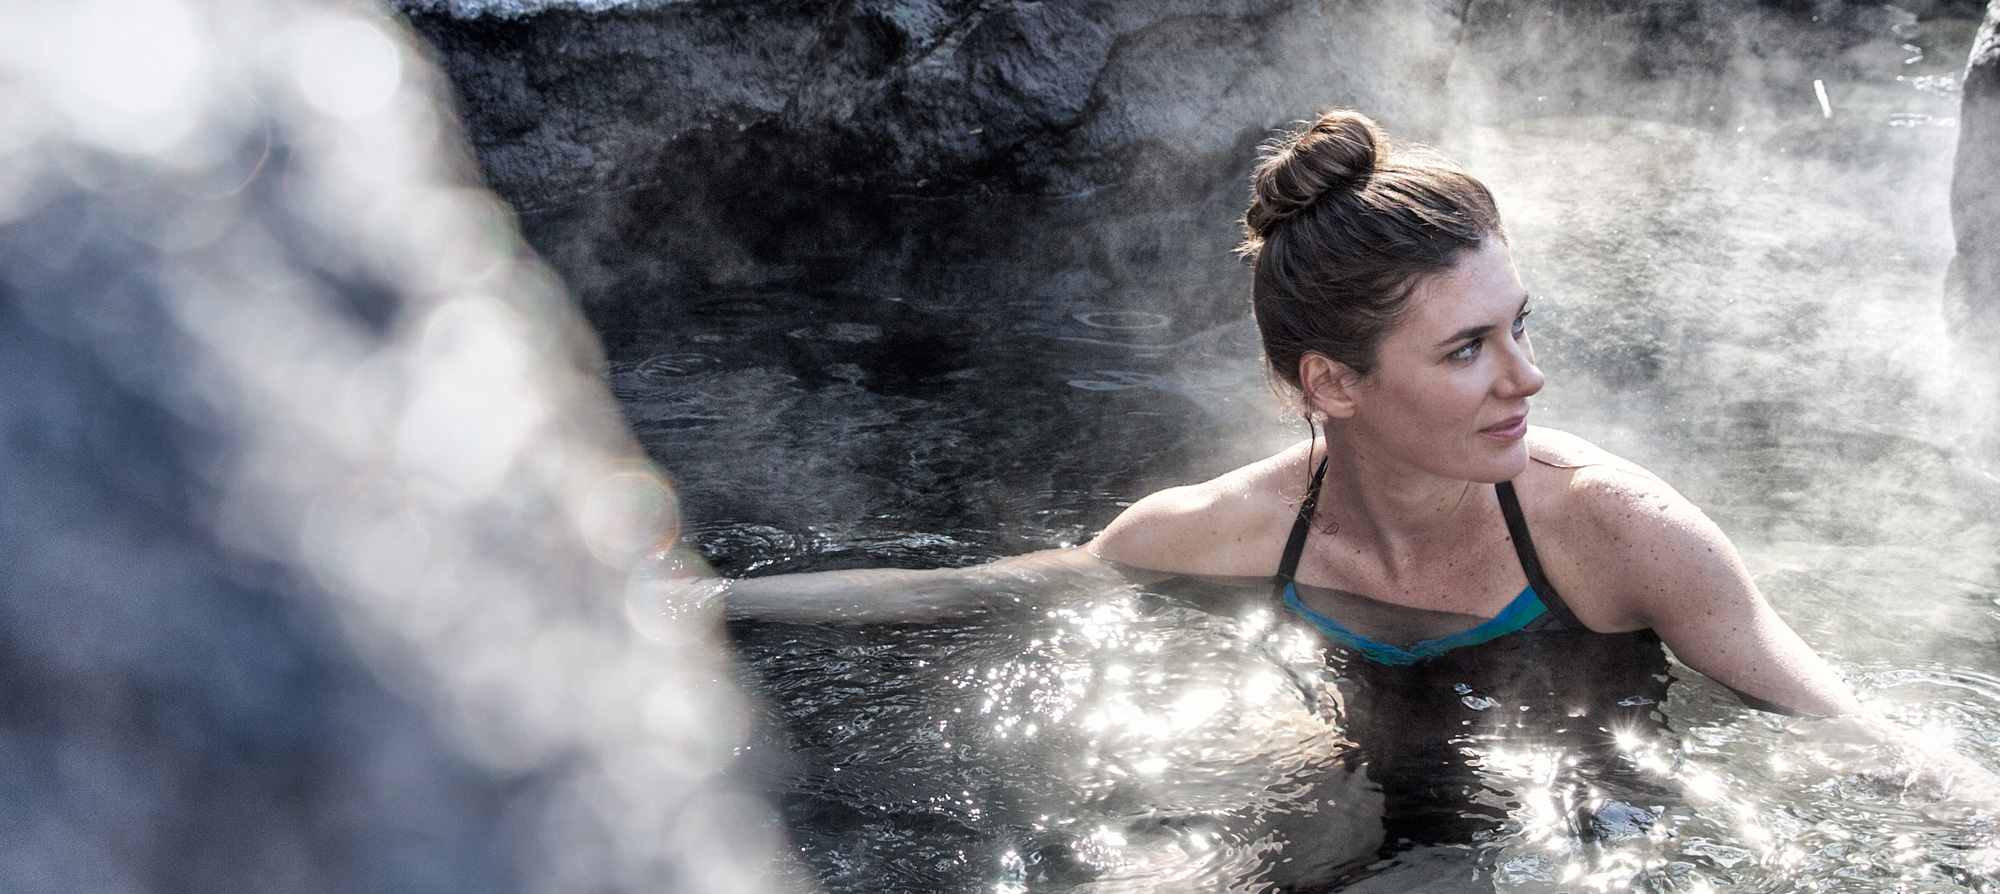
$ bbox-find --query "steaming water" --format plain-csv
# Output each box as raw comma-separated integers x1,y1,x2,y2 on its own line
615,13,2000,894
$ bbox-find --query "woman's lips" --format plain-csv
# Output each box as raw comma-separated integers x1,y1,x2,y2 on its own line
1481,415,1528,441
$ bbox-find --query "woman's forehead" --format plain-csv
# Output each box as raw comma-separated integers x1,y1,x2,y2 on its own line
1401,242,1527,333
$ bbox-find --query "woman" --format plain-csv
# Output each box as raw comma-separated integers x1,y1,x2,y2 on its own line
1093,110,1852,716
714,111,1998,832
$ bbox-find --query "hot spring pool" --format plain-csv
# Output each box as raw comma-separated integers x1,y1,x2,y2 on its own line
606,67,2000,894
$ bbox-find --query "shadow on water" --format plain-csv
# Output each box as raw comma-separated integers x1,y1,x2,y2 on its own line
606,182,1283,565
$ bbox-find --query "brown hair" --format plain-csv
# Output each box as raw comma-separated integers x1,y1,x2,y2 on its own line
1240,110,1504,391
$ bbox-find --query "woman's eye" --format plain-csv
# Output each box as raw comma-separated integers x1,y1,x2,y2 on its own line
1512,307,1532,335
1448,341,1479,362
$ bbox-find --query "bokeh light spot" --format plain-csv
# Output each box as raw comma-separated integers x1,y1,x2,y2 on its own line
296,18,402,120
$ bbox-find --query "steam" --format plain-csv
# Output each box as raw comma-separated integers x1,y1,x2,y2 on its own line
598,3,2000,890
9,0,1989,890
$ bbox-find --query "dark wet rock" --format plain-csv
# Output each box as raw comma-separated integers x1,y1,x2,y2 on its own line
1954,0,2000,338
396,0,1465,331
0,2,774,891
395,0,1958,342
400,0,1456,204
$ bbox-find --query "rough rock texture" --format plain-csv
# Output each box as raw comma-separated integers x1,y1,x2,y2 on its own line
1955,0,2000,338
398,0,1974,342
398,0,1465,334
402,0,1458,205
0,0,776,890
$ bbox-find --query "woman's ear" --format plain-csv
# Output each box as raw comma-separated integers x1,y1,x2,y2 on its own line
1299,352,1362,419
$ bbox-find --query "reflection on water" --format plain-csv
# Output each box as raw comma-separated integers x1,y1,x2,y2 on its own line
608,8,2000,892
732,597,1378,892
632,177,2000,883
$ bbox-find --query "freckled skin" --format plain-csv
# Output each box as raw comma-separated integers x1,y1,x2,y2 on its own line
1092,240,1861,718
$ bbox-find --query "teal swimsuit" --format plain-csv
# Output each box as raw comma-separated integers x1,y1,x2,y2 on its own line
1272,458,1594,664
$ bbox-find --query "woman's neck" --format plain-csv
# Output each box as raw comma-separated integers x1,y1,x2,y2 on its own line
1312,426,1488,570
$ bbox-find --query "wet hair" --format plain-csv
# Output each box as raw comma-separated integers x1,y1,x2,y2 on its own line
1239,110,1504,393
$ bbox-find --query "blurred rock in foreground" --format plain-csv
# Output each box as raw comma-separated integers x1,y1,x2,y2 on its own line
0,0,779,891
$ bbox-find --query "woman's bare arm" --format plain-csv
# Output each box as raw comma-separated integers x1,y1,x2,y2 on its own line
717,547,1149,624
1561,465,2000,802
1567,469,1859,716
678,468,1294,626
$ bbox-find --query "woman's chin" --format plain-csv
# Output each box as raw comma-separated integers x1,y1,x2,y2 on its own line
1470,442,1531,483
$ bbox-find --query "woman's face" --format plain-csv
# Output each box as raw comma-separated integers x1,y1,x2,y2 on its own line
1341,238,1544,483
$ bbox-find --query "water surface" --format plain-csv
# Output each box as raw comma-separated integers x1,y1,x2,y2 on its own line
611,14,2000,891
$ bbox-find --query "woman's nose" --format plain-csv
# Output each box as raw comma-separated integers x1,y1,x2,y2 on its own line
1500,340,1544,399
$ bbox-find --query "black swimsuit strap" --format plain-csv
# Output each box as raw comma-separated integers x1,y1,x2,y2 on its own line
1275,466,1585,630
1494,479,1584,629
1274,457,1329,585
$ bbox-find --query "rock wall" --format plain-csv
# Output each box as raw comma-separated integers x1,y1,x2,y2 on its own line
398,0,1465,334
400,0,1979,342
402,0,1463,204
1956,0,2000,340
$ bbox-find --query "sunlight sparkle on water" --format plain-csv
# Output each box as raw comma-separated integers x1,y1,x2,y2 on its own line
1166,688,1228,731
1238,668,1286,705
1236,609,1273,637
1682,768,1725,802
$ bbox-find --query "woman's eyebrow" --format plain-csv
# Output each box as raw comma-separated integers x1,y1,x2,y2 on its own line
1432,294,1531,348
1434,323,1494,348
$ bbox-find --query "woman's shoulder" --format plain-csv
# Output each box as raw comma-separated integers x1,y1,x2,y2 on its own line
1088,442,1317,578
1519,427,1688,520
1517,427,1738,627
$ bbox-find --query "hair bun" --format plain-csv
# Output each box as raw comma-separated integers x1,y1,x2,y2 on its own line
1242,110,1389,245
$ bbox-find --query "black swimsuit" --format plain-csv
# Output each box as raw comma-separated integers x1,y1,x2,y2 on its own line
1270,459,1675,851
1272,458,1602,662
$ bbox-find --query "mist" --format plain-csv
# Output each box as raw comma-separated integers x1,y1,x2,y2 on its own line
5,0,1999,891
407,1,1999,889
403,0,1996,566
